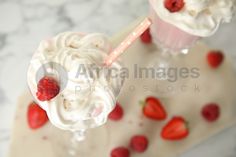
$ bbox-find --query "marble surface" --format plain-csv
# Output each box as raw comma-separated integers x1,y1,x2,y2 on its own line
0,0,236,157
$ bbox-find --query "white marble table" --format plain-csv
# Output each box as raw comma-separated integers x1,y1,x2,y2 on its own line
0,0,236,157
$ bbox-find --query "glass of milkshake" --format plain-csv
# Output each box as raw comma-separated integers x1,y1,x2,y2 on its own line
27,32,124,156
149,0,235,55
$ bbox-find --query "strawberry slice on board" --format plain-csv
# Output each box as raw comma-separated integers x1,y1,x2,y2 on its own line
27,102,49,130
108,103,124,121
161,117,189,140
142,96,167,120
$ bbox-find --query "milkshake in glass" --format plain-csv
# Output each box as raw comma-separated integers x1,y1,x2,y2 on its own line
149,0,235,52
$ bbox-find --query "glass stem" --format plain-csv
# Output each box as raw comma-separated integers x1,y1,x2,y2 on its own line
68,130,86,156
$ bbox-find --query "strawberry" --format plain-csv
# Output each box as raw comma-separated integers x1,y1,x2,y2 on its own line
161,117,189,140
110,147,130,157
207,50,224,68
164,0,185,13
108,103,124,121
27,102,48,129
36,76,60,101
140,28,152,44
202,103,220,122
142,97,167,120
130,135,149,153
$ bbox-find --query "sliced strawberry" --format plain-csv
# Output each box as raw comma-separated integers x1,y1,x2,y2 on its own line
161,117,189,140
202,103,220,122
207,50,224,68
164,0,185,13
108,103,124,121
36,76,60,101
110,147,130,157
140,28,152,44
27,102,48,130
130,135,149,153
142,97,167,120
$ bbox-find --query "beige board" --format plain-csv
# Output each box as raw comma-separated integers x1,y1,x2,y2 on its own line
8,18,236,157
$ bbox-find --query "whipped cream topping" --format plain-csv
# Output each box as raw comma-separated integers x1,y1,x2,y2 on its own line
149,0,235,36
27,32,124,131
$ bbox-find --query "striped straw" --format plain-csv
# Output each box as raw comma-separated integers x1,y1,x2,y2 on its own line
104,18,152,66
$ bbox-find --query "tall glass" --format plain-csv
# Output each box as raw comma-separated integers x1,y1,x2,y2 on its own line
147,0,201,95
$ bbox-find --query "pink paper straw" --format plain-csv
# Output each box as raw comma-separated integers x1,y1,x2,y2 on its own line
104,18,152,66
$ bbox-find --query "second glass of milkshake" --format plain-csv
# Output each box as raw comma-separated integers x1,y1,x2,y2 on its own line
148,0,235,55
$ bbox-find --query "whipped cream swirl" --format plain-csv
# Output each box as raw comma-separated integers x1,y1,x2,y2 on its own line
150,0,235,36
27,32,124,131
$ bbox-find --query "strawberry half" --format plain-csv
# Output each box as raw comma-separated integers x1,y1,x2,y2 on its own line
161,117,189,140
27,102,48,130
142,97,167,120
108,103,124,121
207,50,224,69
